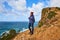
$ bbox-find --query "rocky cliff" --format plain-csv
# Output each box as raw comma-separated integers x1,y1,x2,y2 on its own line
12,7,60,40
38,7,60,27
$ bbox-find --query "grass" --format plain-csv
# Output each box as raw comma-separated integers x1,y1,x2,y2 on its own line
38,22,44,27
47,11,56,19
42,9,48,15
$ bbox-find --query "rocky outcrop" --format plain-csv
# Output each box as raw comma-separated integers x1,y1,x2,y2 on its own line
38,7,60,27
12,7,60,40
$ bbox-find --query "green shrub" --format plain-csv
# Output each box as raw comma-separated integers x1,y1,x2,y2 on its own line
17,30,20,33
9,29,16,35
0,29,17,40
56,7,60,10
0,37,1,39
49,8,51,10
38,22,43,27
47,11,56,19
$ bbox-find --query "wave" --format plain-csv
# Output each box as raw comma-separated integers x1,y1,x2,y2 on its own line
20,28,28,32
0,31,9,36
0,28,28,36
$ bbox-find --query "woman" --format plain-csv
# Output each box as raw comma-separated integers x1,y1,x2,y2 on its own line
28,12,35,35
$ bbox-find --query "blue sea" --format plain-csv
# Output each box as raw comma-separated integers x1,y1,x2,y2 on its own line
0,22,38,36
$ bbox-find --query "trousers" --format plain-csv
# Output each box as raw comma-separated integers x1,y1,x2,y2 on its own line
28,23,34,34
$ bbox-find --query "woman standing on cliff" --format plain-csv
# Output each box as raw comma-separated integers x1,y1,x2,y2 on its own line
28,12,35,35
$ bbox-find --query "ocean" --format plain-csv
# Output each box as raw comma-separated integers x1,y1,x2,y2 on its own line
0,22,38,36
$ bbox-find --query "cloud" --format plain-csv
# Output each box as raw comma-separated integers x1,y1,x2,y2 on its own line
0,0,27,13
27,0,60,21
28,3,44,15
0,0,28,21
28,2,46,21
49,0,60,7
1,0,60,21
7,0,26,11
0,0,48,21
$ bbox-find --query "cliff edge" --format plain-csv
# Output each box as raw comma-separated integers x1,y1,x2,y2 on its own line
12,7,60,40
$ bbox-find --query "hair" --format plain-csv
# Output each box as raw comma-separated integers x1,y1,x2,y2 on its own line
31,12,34,15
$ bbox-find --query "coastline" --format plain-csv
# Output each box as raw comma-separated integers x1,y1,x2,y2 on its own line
0,22,38,36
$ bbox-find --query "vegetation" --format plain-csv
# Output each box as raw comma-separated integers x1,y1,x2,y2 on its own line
42,8,48,15
0,29,17,40
38,22,44,27
49,8,51,10
56,7,60,10
47,11,56,19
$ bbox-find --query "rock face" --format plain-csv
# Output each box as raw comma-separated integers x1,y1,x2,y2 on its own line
38,7,60,27
12,7,60,40
38,7,60,40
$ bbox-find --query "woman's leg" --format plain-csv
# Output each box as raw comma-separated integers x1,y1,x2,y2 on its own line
28,23,31,33
31,23,34,34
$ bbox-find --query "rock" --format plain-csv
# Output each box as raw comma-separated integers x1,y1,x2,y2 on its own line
12,7,60,40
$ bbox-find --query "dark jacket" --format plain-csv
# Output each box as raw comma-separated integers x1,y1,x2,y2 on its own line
29,15,35,23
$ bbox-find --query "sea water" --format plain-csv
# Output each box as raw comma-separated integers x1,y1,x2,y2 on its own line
0,22,38,35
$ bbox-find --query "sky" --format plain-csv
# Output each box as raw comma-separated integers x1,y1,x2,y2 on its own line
0,0,60,22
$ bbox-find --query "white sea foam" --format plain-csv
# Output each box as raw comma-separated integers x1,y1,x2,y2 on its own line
0,28,28,36
20,28,28,32
0,31,9,37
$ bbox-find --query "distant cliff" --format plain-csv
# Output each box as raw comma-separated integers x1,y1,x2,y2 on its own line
38,7,60,27
12,7,60,40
